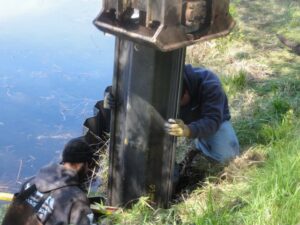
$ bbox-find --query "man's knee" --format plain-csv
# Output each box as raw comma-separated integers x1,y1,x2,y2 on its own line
219,139,240,163
196,139,239,163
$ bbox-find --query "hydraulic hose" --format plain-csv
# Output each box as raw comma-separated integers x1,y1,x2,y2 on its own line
0,192,13,202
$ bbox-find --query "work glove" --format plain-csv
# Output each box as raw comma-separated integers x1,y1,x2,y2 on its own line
103,92,116,109
164,118,191,137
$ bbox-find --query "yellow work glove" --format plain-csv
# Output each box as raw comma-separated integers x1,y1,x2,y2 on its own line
164,118,191,137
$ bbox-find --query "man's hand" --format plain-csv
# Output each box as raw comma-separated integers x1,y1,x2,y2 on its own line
103,92,116,109
164,119,191,137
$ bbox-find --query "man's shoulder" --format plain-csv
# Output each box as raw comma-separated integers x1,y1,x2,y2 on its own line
56,184,86,196
52,185,89,205
19,176,35,192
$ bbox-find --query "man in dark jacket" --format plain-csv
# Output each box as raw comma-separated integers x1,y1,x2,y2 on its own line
83,86,111,151
165,64,239,164
2,137,96,225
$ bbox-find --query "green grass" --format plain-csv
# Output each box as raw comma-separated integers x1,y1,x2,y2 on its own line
191,125,300,225
96,0,300,224
103,122,300,225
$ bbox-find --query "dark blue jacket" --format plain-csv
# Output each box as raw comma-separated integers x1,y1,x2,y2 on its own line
180,65,231,139
20,164,94,225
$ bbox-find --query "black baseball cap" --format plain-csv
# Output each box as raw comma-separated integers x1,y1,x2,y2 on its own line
62,137,94,163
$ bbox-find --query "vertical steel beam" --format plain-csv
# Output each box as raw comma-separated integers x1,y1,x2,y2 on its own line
108,38,185,207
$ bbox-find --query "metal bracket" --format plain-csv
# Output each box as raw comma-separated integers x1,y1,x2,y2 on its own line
94,0,235,51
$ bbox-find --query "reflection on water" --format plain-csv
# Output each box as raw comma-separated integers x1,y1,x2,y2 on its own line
0,0,114,192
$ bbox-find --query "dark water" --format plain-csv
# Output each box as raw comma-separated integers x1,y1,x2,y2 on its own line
0,0,114,193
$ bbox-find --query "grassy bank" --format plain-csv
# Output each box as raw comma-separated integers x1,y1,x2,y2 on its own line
99,0,300,224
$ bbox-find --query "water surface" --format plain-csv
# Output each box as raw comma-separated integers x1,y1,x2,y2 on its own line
0,0,114,192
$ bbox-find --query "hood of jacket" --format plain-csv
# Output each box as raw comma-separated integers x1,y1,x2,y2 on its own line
34,163,79,192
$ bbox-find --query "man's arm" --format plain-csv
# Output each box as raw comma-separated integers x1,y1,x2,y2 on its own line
188,81,225,139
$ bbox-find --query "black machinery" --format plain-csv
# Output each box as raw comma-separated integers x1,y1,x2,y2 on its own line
84,0,234,208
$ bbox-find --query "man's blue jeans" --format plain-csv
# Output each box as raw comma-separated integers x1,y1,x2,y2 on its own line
194,121,240,163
